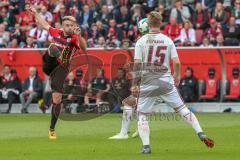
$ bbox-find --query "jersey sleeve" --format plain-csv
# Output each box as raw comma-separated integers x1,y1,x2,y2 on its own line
49,27,61,38
134,40,143,61
72,35,80,49
170,41,178,59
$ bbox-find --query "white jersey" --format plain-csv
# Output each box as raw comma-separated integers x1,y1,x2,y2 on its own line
134,32,184,113
134,32,178,79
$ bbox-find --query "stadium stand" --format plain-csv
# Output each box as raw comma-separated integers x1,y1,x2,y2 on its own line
0,0,239,48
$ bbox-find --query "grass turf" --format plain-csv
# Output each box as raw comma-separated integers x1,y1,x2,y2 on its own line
0,113,239,160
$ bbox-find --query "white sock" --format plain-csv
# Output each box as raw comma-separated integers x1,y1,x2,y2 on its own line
178,106,203,133
138,114,150,146
120,107,133,134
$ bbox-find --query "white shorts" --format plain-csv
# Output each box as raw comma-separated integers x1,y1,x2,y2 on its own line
137,76,184,113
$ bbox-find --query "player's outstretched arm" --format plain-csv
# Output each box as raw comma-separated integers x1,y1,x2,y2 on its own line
28,6,51,31
172,57,181,86
73,26,87,51
78,35,87,51
131,59,142,88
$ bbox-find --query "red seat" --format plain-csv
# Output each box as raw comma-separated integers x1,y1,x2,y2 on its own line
195,29,203,44
224,79,240,99
200,78,217,99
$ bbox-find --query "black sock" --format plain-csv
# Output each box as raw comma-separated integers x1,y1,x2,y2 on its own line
50,103,61,130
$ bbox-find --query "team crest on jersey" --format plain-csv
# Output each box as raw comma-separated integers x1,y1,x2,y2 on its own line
67,38,71,42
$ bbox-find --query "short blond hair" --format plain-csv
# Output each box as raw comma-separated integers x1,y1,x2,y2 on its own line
148,11,162,28
62,16,77,23
184,20,193,28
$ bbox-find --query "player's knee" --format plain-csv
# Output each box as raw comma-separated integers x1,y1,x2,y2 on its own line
52,93,62,104
174,105,187,113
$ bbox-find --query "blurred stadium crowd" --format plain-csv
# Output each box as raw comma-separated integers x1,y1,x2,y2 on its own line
0,0,240,48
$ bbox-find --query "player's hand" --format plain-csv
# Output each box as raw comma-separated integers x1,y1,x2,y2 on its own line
174,75,181,86
28,6,37,14
73,26,81,36
131,85,139,97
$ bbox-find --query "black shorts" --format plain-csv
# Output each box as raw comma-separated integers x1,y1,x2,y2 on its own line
42,51,59,76
42,52,69,93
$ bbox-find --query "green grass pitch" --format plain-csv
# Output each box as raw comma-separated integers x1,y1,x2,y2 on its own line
0,113,239,160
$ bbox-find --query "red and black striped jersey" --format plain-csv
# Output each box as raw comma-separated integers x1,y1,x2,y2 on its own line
48,27,80,63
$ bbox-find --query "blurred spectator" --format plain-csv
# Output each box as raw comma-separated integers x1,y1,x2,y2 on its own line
164,17,182,44
223,0,232,8
200,37,214,47
128,0,145,7
183,0,195,8
192,2,209,30
66,0,83,12
141,0,159,13
95,36,106,48
131,4,145,26
24,36,37,48
0,23,10,48
95,5,112,26
89,23,100,38
20,66,43,114
223,16,240,46
114,6,131,31
232,0,240,25
179,67,198,102
18,3,34,31
79,5,94,29
196,0,216,11
8,38,19,48
53,4,69,24
156,4,169,29
29,25,49,48
0,65,21,113
99,0,119,11
170,0,190,24
205,19,223,45
180,20,196,46
39,5,53,24
62,72,80,113
0,6,16,29
121,38,131,49
84,69,110,106
212,1,228,25
108,18,123,41
108,68,130,112
11,23,22,44
215,34,225,46
96,20,108,37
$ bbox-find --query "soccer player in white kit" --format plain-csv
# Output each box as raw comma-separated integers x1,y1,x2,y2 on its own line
132,12,214,154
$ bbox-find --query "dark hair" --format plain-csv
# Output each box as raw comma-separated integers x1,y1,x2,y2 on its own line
118,68,126,74
97,69,105,76
186,67,193,74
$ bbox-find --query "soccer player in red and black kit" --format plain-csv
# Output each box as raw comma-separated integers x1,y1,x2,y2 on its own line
28,6,86,139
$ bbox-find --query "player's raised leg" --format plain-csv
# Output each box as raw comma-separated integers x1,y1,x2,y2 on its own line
161,86,214,148
175,105,214,148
